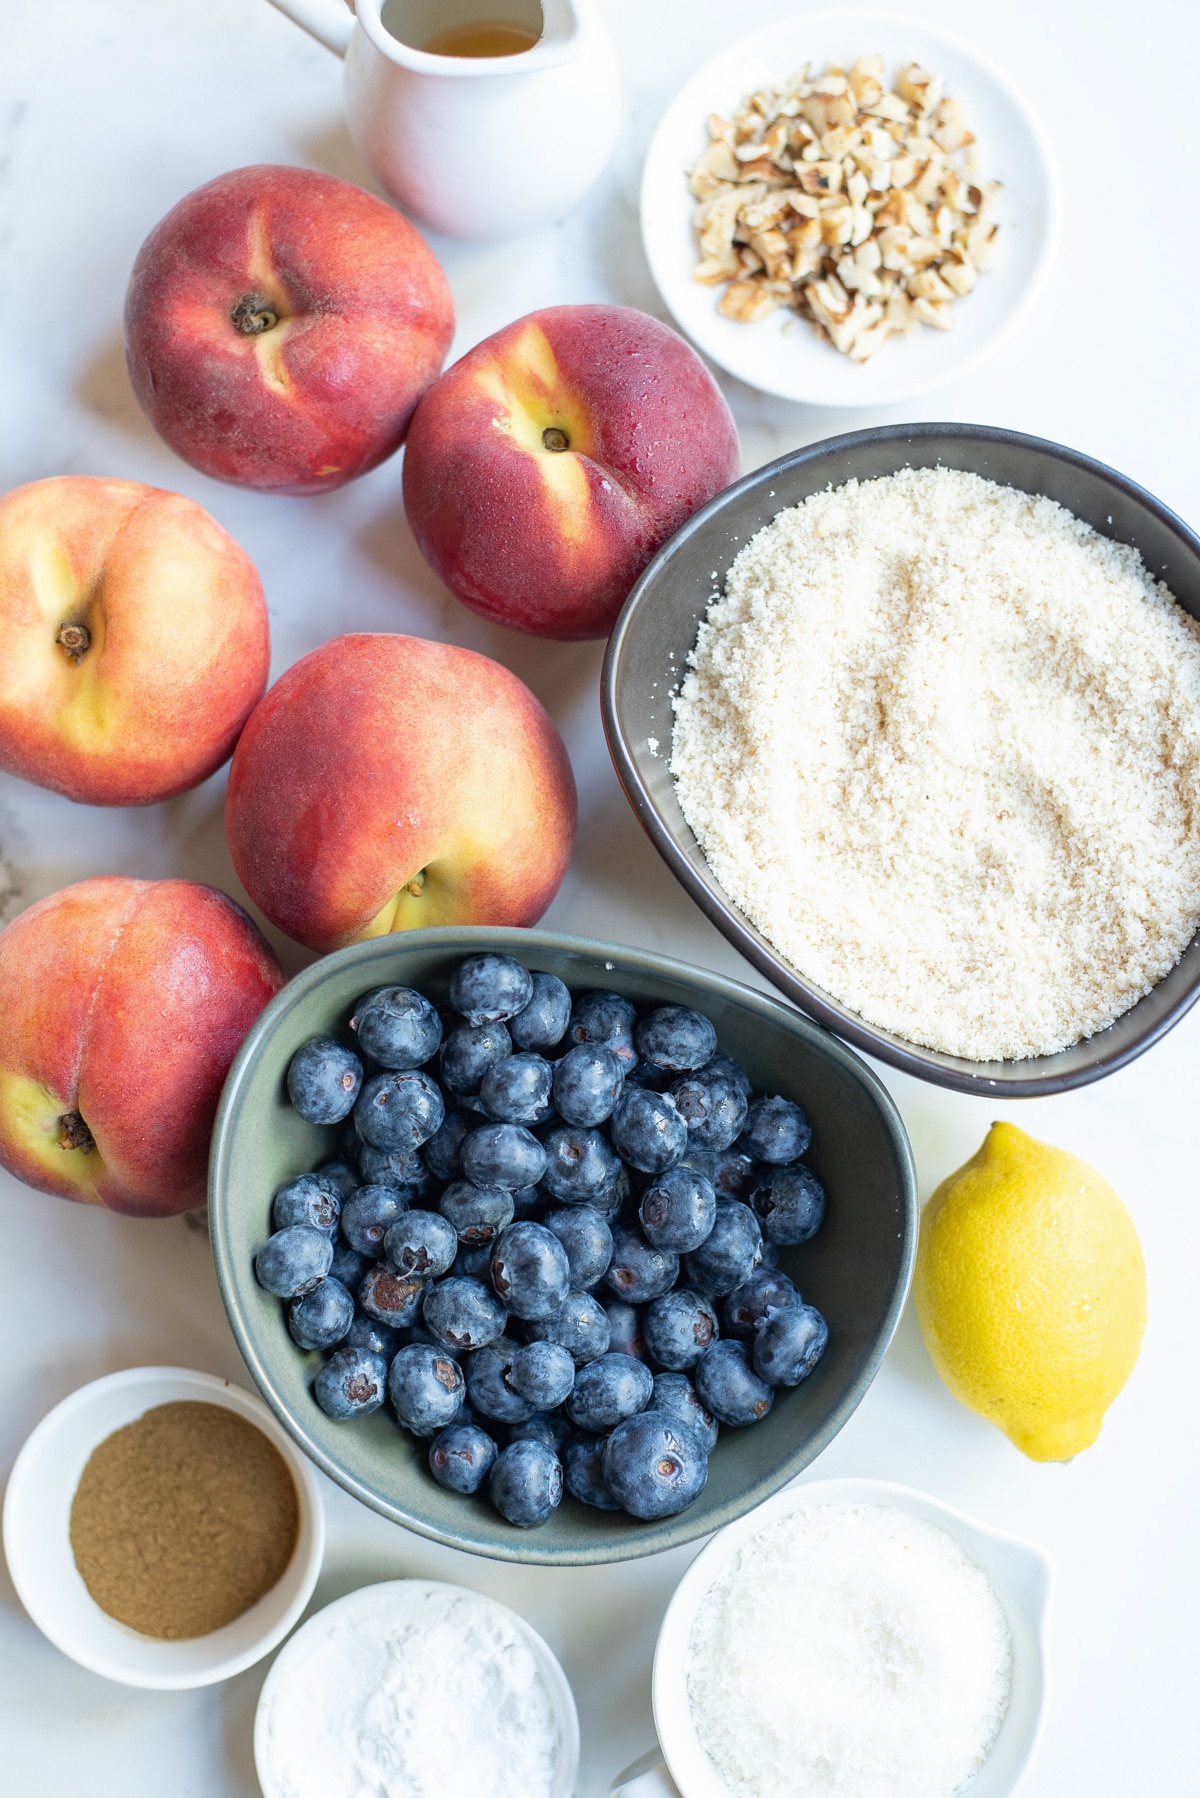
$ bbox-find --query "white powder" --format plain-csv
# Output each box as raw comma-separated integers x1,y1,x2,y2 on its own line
686,1502,1013,1798
260,1585,562,1798
671,467,1200,1060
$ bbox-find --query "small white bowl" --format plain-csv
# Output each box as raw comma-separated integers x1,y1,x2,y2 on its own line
255,1579,581,1798
640,10,1059,407
2,1365,324,1689
612,1476,1052,1798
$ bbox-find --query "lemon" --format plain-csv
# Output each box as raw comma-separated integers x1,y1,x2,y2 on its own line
913,1121,1146,1461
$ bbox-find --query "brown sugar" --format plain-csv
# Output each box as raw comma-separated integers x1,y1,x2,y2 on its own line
69,1400,300,1639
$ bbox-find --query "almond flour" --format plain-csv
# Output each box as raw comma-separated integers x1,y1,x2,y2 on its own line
671,467,1200,1061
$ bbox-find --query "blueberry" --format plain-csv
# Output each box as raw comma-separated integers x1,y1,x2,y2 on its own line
453,1239,497,1281
510,1183,547,1221
695,1339,774,1426
509,972,572,1051
540,1123,620,1204
255,1226,333,1298
341,1184,409,1257
563,1433,621,1511
639,1166,716,1253
438,1179,515,1245
354,1069,445,1153
480,1053,554,1125
567,991,638,1068
384,1209,458,1279
749,1165,827,1245
489,1438,563,1528
405,1314,459,1355
566,1352,653,1432
286,1037,363,1124
507,1339,575,1409
722,1267,799,1339
603,1411,708,1520
388,1342,465,1437
603,1225,680,1305
510,1409,572,1453
643,1289,719,1371
315,1159,359,1201
424,1108,476,1181
357,1143,432,1198
451,954,534,1027
753,1302,828,1387
670,1067,749,1153
490,1221,571,1321
610,1089,688,1175
341,1312,402,1359
428,1421,498,1495
440,1021,512,1097
704,1054,753,1099
603,1301,645,1361
358,1264,426,1328
314,1346,387,1421
738,1095,812,1165
272,1174,341,1236
329,1240,372,1290
590,1161,633,1224
287,1276,355,1351
542,1206,613,1288
682,1201,763,1298
350,985,442,1070
648,1371,719,1453
423,1276,508,1350
551,1044,624,1128
461,1123,547,1191
525,1290,611,1365
464,1341,536,1424
634,1006,717,1075
683,1147,757,1202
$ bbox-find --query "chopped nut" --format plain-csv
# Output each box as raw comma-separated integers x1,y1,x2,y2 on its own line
719,278,788,322
691,139,741,185
895,63,944,115
797,160,844,196
911,295,954,329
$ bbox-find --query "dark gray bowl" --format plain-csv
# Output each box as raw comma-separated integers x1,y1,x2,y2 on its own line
602,422,1200,1097
210,927,916,1565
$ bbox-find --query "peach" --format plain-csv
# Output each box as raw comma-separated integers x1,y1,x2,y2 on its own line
125,164,455,494
0,878,284,1217
402,303,741,639
226,633,576,952
0,476,269,806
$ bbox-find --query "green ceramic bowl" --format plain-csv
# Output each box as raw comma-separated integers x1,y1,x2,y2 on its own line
210,928,917,1566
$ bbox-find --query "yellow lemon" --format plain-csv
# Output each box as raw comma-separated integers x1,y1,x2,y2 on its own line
913,1121,1146,1461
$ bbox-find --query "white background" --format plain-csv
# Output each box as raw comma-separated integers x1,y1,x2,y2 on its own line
1,0,1198,1792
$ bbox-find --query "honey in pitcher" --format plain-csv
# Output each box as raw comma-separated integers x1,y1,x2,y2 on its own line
423,20,541,57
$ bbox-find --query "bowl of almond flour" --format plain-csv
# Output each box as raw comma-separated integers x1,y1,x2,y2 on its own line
602,423,1200,1095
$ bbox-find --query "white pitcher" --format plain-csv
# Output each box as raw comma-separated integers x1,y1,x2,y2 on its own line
264,0,622,240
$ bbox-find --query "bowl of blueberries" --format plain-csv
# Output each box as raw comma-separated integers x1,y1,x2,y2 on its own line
209,929,917,1564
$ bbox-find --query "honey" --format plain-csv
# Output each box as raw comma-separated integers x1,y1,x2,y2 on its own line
423,21,540,57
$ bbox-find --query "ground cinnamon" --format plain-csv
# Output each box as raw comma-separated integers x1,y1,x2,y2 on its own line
69,1400,299,1639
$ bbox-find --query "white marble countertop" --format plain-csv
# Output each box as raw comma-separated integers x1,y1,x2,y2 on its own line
2,0,1197,1791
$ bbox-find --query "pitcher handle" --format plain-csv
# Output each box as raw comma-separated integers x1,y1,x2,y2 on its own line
263,0,354,56
610,1748,682,1796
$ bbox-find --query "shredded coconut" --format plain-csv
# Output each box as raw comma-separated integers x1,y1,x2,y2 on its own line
671,466,1200,1060
260,1585,562,1798
686,1501,1013,1798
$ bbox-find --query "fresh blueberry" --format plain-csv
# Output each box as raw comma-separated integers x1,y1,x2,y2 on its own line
567,991,638,1068
404,1314,460,1355
722,1267,800,1339
648,1371,719,1453
506,1339,575,1409
643,1289,719,1371
255,1226,333,1298
356,1143,432,1198
634,1006,717,1075
272,1173,341,1236
461,1122,547,1191
695,1339,774,1426
603,1301,645,1361
749,1165,827,1245
603,1226,680,1305
451,954,534,1027
610,1089,688,1175
540,1123,620,1204
638,1166,716,1253
440,1021,513,1097
509,1409,572,1452
542,1206,613,1288
285,1277,352,1351
670,1067,749,1153
509,972,572,1051
358,1264,426,1329
350,985,442,1070
590,1161,633,1224
683,1147,757,1202
287,1037,363,1124
314,1346,387,1421
525,1290,611,1365
566,1352,653,1432
423,1276,508,1350
563,1433,621,1510
489,1439,563,1528
551,1044,624,1128
329,1240,372,1290
464,1341,537,1424
682,1201,763,1298
341,1312,402,1359
354,1069,444,1153
738,1095,813,1165
480,1053,554,1125
315,1159,359,1201
438,1179,515,1245
704,1054,753,1099
490,1221,571,1320
602,1411,708,1520
753,1302,829,1386
341,1184,409,1257
428,1421,498,1494
510,1183,548,1221
453,1239,497,1281
388,1342,465,1437
384,1209,458,1279
424,1108,476,1181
